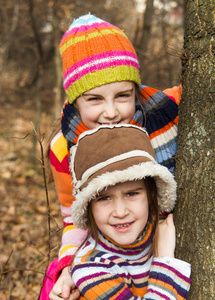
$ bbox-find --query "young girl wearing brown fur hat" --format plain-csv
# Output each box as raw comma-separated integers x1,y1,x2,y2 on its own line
58,124,191,300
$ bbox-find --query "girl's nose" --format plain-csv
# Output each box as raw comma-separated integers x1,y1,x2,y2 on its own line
113,199,129,218
103,101,119,119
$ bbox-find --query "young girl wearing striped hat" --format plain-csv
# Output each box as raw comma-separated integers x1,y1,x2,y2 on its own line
61,124,191,299
42,13,183,300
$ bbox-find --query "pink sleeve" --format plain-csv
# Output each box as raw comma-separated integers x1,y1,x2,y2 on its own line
50,131,88,279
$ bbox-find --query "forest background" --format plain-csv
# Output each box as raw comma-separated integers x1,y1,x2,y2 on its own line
0,0,186,299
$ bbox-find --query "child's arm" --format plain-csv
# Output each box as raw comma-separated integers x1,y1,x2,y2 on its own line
140,85,181,175
140,85,182,106
49,131,87,279
49,267,80,300
72,262,142,300
71,258,190,300
153,213,176,257
145,214,191,299
145,257,191,300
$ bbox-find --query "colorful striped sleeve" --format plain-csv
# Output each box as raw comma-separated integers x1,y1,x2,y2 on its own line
145,257,191,300
72,258,191,300
50,131,73,210
72,261,142,300
140,85,181,175
50,131,87,279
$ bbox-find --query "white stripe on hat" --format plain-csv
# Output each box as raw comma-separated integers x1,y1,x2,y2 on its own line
64,55,139,86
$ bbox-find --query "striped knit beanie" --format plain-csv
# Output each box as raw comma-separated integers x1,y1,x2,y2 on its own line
59,13,141,104
70,124,177,229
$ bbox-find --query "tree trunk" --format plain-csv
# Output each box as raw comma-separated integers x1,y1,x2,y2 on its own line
174,0,215,299
52,4,64,119
138,0,154,53
161,0,173,87
0,0,19,64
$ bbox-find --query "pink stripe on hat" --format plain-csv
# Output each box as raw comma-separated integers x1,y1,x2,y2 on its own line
63,53,139,90
63,50,138,79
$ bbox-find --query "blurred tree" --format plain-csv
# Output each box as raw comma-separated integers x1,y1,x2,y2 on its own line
160,0,174,87
135,0,184,89
28,0,46,159
50,2,75,119
137,0,154,53
51,5,63,119
175,0,215,299
0,0,19,64
0,0,184,113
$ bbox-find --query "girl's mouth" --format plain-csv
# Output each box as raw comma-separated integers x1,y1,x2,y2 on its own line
112,222,134,232
114,222,132,228
98,121,121,125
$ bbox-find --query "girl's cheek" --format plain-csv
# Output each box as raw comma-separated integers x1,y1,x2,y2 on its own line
123,103,135,117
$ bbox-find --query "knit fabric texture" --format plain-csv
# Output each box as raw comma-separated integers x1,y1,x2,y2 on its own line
59,13,141,103
71,223,191,299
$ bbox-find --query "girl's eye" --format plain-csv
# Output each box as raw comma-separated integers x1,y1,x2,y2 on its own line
127,192,138,197
117,93,130,99
96,196,110,202
87,97,102,102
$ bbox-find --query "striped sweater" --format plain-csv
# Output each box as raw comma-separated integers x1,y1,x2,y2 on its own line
71,223,191,299
50,85,182,279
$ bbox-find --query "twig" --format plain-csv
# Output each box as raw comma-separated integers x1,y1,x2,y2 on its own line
0,250,13,283
30,122,51,283
1,250,13,273
0,255,21,291
48,213,62,232
18,242,47,257
0,268,52,280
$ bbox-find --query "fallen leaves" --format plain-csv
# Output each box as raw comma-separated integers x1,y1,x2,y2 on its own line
0,106,62,299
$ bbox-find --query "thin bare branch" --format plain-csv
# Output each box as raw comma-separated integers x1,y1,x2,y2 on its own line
30,122,51,286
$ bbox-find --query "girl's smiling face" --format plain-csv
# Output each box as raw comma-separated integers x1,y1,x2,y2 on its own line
91,180,149,246
74,81,136,129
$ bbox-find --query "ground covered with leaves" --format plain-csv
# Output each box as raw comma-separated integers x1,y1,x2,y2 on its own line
0,89,62,299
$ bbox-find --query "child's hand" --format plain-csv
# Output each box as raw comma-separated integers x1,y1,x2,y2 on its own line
154,213,176,258
49,267,80,300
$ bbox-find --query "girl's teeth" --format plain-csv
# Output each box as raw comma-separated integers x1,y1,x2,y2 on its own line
115,223,130,228
100,122,120,125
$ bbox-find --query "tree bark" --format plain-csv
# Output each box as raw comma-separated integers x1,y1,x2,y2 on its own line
174,0,215,299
